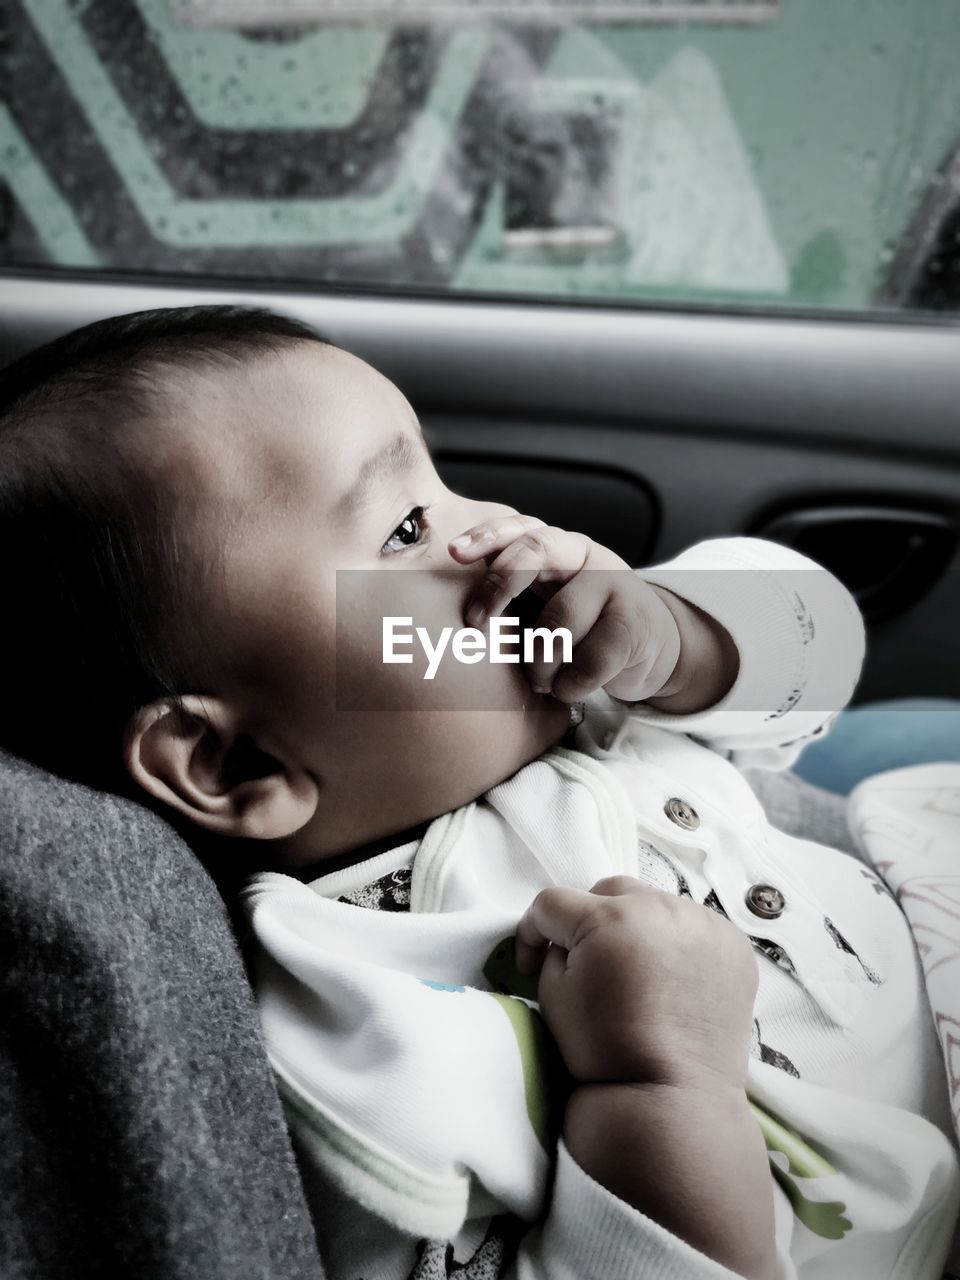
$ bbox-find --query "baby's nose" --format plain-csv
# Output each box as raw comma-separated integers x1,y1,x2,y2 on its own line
484,500,519,521
444,498,517,551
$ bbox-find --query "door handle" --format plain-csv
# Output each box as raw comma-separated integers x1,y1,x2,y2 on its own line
754,505,957,623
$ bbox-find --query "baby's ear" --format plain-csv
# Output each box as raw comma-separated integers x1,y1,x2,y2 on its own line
123,695,319,840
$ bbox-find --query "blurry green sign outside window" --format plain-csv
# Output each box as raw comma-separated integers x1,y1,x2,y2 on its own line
2,0,959,313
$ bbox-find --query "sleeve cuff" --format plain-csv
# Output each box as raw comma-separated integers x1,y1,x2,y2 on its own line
527,1139,747,1280
628,537,865,758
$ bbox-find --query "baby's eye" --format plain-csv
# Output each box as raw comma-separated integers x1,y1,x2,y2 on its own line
382,506,429,554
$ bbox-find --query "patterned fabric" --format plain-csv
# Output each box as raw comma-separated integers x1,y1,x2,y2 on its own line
849,767,960,1146
338,866,412,912
824,916,882,986
408,1219,523,1279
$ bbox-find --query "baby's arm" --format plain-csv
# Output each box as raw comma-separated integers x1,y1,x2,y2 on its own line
450,520,865,770
629,536,865,768
514,877,778,1280
639,580,740,714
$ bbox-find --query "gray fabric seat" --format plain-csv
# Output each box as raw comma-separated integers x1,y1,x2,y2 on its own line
0,749,324,1280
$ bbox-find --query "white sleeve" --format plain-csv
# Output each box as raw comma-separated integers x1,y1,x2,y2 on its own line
625,536,865,772
509,1139,785,1280
296,1137,778,1280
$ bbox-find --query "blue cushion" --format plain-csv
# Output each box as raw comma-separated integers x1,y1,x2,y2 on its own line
793,699,960,795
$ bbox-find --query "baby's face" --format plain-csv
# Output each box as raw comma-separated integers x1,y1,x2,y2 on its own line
193,342,570,869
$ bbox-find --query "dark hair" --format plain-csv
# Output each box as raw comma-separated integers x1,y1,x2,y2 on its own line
0,304,326,799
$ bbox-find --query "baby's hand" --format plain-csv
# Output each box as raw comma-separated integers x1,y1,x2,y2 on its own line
448,514,683,703
515,875,759,1092
518,877,777,1280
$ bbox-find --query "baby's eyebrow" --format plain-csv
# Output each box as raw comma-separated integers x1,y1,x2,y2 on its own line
337,430,427,516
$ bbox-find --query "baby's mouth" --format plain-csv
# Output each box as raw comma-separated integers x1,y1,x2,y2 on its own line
513,585,545,635
513,588,583,725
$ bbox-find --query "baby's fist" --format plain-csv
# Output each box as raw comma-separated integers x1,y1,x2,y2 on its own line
516,877,759,1092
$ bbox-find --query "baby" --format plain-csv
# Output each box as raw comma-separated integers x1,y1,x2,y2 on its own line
1,306,957,1280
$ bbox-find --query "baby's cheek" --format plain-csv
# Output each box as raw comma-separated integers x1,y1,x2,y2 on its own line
320,685,566,847
340,621,535,714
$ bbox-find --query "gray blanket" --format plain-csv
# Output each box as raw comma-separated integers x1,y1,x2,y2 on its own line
0,748,853,1280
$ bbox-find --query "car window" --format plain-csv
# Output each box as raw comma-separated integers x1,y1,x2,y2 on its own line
3,0,959,314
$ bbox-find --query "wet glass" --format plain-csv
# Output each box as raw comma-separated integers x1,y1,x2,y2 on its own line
3,0,959,313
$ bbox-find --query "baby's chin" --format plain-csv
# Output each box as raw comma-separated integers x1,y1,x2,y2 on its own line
424,690,570,825
426,675,572,802
505,678,574,763
539,691,580,746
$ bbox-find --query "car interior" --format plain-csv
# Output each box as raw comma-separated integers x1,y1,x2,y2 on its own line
2,1,959,1276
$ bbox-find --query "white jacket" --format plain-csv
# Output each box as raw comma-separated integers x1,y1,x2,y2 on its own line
245,538,959,1280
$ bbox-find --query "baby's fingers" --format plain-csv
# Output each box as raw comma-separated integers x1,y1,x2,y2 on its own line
530,584,641,700
448,513,547,564
463,526,590,629
515,885,598,973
